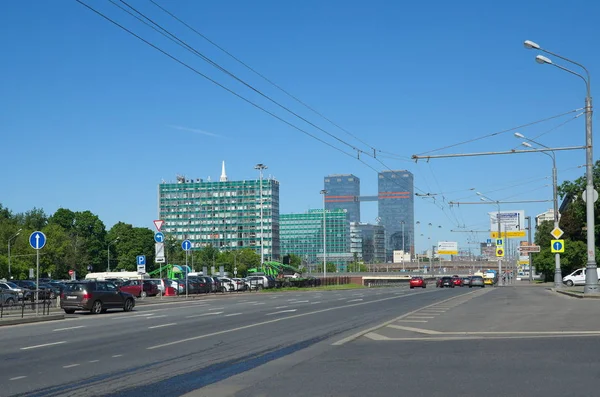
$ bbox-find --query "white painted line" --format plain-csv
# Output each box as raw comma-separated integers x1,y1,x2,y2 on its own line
148,323,177,329
113,313,155,320
275,306,288,309
186,312,222,318
63,364,80,369
225,313,242,317
347,299,363,303
21,341,66,350
396,320,429,323
337,298,346,301
364,332,390,341
208,307,225,311
293,300,309,303
147,315,167,319
53,326,86,332
112,354,123,358
147,292,438,350
404,316,435,319
266,309,297,316
287,299,298,302
387,325,442,335
311,301,321,305
9,376,26,381
88,360,100,363
252,302,266,305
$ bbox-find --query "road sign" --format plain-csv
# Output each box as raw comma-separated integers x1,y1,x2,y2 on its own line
496,239,504,246
496,247,505,257
551,239,565,253
29,268,34,278
582,189,599,203
153,220,164,231
550,227,564,239
155,242,165,263
29,231,46,250
136,255,146,266
486,239,492,244
154,232,165,243
137,264,146,273
69,269,74,276
519,245,541,253
182,240,192,251
488,210,526,239
437,241,458,255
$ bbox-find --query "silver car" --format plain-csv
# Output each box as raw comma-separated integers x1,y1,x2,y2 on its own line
0,281,24,300
469,276,485,288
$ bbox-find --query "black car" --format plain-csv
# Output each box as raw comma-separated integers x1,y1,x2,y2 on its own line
438,276,455,288
60,280,135,314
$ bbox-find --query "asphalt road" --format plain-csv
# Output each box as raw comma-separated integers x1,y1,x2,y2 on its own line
0,285,472,396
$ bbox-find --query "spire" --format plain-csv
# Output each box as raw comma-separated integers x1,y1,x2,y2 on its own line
220,160,228,182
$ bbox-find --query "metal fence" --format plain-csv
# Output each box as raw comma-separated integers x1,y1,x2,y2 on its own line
0,291,54,319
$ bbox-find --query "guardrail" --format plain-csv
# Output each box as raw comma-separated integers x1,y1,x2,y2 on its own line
0,291,54,319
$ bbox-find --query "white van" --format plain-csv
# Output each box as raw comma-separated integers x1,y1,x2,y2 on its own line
562,268,600,286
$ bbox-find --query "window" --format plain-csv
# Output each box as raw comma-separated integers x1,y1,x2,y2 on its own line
106,283,118,292
95,283,107,292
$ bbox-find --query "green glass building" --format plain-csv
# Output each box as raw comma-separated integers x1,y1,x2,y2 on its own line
280,209,351,270
158,169,280,259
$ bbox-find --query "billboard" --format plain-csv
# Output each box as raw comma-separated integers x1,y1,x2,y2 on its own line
437,241,458,255
488,210,526,238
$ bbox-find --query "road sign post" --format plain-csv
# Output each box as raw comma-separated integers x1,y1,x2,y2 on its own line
182,240,191,299
29,231,46,316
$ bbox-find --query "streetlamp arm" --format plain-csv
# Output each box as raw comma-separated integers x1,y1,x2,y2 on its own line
540,47,591,88
550,63,590,93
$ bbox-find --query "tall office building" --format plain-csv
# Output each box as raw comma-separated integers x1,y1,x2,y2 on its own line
351,222,386,263
158,164,280,260
323,174,360,224
280,209,352,270
378,170,414,261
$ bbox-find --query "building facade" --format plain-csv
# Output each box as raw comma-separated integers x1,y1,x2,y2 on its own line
323,174,360,224
280,209,352,271
378,170,414,261
158,170,280,260
535,209,555,226
351,222,386,263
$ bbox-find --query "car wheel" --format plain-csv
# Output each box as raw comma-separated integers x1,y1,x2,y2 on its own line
566,280,574,287
423,286,426,289
5,297,15,307
90,300,103,315
123,298,134,312
64,309,76,314
140,291,147,299
410,286,414,289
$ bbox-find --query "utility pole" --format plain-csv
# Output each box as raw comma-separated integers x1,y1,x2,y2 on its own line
527,216,533,283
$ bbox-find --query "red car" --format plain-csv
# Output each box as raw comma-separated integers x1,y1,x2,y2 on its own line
409,277,426,289
452,276,462,287
119,279,159,298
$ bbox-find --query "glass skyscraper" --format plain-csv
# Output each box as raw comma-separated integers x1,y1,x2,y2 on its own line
378,170,414,261
323,174,360,224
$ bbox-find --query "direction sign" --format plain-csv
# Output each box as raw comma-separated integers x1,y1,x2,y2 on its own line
551,239,565,253
496,239,504,246
153,220,164,231
136,255,146,266
550,227,564,239
437,241,458,255
182,240,192,251
154,232,165,243
155,242,165,263
29,231,47,250
496,247,505,257
519,245,541,253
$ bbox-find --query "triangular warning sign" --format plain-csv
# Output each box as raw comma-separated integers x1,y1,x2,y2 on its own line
153,220,164,231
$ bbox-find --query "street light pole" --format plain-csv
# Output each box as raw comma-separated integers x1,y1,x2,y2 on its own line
415,221,421,271
525,40,597,294
401,220,405,271
7,229,22,280
526,216,534,283
515,133,562,288
320,189,328,280
255,164,268,272
107,237,120,272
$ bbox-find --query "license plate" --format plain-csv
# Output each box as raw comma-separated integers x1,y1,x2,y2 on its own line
67,296,77,300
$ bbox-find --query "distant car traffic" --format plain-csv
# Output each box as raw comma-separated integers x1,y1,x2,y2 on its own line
461,277,471,286
438,276,454,288
451,275,462,287
469,276,485,288
60,280,135,314
409,277,427,289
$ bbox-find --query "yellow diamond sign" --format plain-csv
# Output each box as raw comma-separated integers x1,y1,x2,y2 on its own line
550,227,564,239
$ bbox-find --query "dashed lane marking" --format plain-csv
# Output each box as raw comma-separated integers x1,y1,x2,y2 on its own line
21,341,67,350
9,376,26,381
63,364,80,369
186,312,222,318
148,323,177,329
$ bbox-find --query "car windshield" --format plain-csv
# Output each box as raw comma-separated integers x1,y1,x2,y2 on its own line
64,283,87,292
6,282,19,288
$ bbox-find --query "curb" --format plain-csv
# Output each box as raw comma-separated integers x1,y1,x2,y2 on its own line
0,314,65,326
552,288,600,299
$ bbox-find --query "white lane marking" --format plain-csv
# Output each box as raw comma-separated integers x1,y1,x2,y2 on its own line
89,360,100,363
266,309,297,316
311,301,322,305
147,291,441,350
112,354,123,358
186,312,222,318
347,299,363,303
238,301,257,304
225,313,242,317
396,320,429,323
252,302,266,305
53,326,86,332
208,307,225,311
387,325,442,335
9,376,26,381
293,300,309,303
63,364,80,369
404,316,435,319
275,306,288,309
113,313,154,320
337,298,346,301
148,323,177,329
21,341,66,350
287,299,298,302
147,315,167,319
364,332,390,341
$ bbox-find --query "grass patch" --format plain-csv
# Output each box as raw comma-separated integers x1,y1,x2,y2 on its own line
258,284,366,292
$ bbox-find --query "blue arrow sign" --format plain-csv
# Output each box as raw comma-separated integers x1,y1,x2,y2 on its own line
154,232,165,243
136,255,146,266
182,240,192,251
553,241,563,251
29,231,47,250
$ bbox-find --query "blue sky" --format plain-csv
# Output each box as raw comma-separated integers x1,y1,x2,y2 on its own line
1,0,598,253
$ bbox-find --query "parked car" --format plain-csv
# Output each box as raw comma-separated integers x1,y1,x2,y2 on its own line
409,277,427,289
438,276,455,288
39,283,61,299
119,279,159,298
60,280,135,314
246,276,272,290
213,276,233,292
0,281,25,300
0,288,19,306
231,278,247,291
469,275,485,288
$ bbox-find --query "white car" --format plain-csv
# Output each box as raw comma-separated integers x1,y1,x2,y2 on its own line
562,268,600,286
